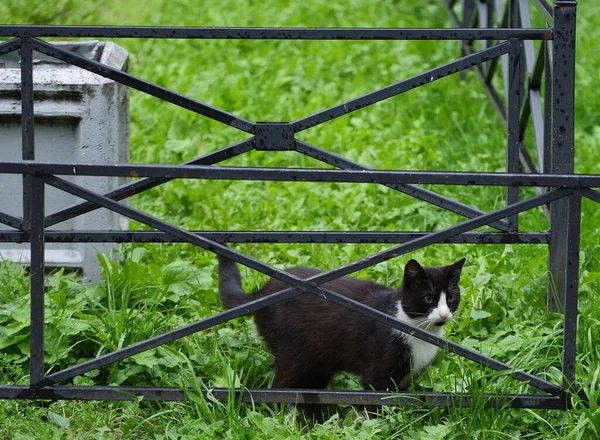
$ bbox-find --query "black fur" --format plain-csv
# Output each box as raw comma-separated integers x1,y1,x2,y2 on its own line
218,255,465,393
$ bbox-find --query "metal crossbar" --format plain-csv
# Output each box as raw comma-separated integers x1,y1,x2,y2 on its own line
0,0,588,410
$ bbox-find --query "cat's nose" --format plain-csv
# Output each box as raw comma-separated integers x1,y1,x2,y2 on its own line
439,310,450,320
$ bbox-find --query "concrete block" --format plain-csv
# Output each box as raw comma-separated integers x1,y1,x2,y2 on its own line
0,41,130,281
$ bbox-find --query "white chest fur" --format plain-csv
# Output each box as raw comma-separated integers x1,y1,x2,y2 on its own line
394,303,445,372
404,326,443,372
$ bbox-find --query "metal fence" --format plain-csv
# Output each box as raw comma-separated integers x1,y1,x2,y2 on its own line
0,0,592,409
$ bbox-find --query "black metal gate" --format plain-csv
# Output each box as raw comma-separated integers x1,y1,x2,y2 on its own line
0,0,594,409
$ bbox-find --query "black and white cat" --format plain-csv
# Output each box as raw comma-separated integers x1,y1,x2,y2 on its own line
218,256,465,394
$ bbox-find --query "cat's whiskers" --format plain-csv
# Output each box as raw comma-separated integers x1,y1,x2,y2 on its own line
410,317,437,330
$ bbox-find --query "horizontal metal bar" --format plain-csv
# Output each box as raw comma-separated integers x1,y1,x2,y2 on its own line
44,138,255,227
0,37,21,56
31,39,254,133
0,25,553,40
0,231,550,244
0,385,566,408
294,42,511,132
0,211,23,230
2,161,600,187
295,140,510,231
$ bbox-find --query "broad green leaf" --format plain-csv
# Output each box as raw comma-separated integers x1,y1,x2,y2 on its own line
470,309,492,319
48,411,70,429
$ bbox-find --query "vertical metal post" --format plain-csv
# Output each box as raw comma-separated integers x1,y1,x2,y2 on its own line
29,177,45,387
481,0,494,73
500,0,511,101
548,1,577,312
462,0,477,28
20,37,35,231
460,0,477,79
560,191,581,399
543,40,552,175
506,38,521,230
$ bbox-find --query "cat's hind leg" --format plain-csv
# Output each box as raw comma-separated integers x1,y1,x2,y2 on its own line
272,360,334,424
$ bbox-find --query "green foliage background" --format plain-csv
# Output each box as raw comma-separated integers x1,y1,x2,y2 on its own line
1,0,599,438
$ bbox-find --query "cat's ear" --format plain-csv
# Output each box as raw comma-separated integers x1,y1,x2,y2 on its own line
404,259,426,281
447,258,466,280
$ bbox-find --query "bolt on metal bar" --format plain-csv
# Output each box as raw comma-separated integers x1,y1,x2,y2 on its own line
0,231,550,244
44,138,255,227
29,177,45,387
5,161,600,187
0,37,21,56
20,37,35,232
0,385,566,408
293,41,511,132
295,140,510,231
560,191,581,394
0,25,553,40
41,175,564,392
31,39,254,134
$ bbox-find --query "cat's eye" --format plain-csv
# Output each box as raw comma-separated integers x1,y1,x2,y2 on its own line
447,294,455,302
424,296,434,304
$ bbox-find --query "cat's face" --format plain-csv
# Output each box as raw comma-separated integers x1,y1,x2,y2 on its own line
399,258,465,328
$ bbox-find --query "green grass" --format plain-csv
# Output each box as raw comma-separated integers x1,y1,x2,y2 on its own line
2,0,600,438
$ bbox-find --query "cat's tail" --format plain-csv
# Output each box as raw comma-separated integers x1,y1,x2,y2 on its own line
218,254,251,309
